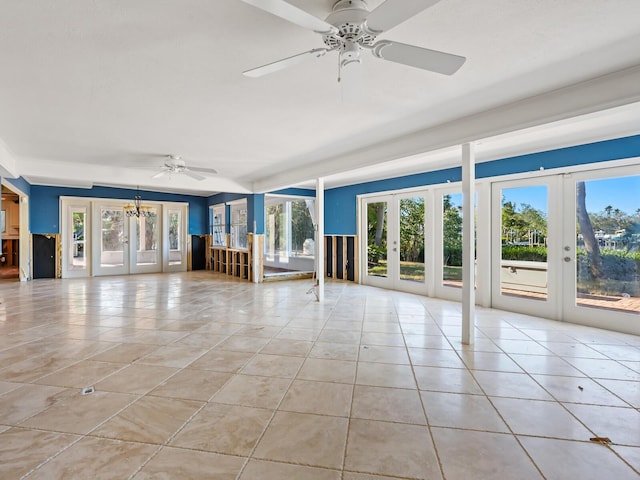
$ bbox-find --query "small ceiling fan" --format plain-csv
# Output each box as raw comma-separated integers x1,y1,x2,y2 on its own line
240,0,466,79
152,155,218,181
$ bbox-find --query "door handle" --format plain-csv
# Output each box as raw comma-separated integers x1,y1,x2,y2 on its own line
564,256,571,262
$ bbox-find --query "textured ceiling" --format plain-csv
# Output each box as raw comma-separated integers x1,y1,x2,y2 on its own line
1,0,640,195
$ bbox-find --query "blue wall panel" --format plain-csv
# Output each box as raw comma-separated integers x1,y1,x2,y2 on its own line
477,134,640,178
250,194,264,234
30,185,208,234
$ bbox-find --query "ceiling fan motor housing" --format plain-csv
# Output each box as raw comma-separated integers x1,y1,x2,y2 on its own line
323,0,376,49
324,0,377,68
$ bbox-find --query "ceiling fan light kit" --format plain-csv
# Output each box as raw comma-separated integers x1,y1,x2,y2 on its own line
241,0,466,79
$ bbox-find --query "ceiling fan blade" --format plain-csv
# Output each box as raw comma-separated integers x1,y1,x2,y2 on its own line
189,166,218,174
151,170,168,179
243,48,328,77
182,169,206,181
365,0,441,34
372,40,465,75
240,0,338,35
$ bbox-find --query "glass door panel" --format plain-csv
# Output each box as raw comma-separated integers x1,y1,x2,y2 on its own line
94,206,128,276
491,177,559,319
566,172,640,326
101,208,125,268
62,202,91,278
168,209,182,266
131,208,161,274
361,193,427,294
499,185,548,301
366,201,388,279
442,193,463,289
71,208,87,271
399,196,425,283
164,205,188,272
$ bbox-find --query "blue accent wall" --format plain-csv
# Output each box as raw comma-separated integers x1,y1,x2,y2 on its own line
324,135,640,235
250,194,264,234
476,134,640,178
30,185,208,234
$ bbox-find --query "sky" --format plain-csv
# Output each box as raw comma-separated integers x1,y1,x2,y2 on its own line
502,175,639,216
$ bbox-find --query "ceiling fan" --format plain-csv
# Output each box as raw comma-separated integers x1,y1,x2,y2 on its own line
151,155,218,181
240,0,466,79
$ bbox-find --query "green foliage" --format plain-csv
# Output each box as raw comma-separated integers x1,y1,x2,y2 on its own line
443,195,462,266
368,244,386,265
501,200,547,244
266,200,314,253
501,245,548,262
588,207,640,235
367,202,387,248
577,248,640,281
399,197,424,263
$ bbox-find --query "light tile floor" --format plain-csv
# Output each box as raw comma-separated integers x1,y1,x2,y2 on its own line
0,272,639,479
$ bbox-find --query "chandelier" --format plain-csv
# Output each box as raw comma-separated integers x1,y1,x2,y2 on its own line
124,190,153,218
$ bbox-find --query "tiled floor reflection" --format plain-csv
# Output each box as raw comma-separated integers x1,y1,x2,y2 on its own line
0,272,639,479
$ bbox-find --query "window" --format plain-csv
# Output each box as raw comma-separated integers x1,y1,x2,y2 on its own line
264,196,315,272
210,204,226,247
230,200,248,249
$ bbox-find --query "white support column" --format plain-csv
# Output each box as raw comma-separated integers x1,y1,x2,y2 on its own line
316,177,325,302
461,143,476,345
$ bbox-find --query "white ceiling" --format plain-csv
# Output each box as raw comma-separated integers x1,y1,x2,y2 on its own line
1,0,640,196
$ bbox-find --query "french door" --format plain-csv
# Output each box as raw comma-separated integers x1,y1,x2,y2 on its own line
361,192,427,294
492,166,639,335
62,201,91,278
491,176,561,319
92,203,162,276
61,198,188,277
562,166,640,334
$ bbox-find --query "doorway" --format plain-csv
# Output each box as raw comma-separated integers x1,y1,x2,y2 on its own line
61,197,188,277
360,192,427,294
0,182,28,281
492,166,639,334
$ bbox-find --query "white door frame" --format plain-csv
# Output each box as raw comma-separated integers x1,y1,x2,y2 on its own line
61,197,188,277
360,193,394,290
1,179,30,281
561,165,640,335
359,190,428,295
433,185,465,302
490,175,562,320
92,201,130,277
163,204,188,273
129,202,163,275
61,199,92,278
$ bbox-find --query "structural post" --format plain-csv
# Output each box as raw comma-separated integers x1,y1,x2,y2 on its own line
316,177,325,302
461,143,475,345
